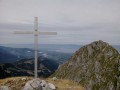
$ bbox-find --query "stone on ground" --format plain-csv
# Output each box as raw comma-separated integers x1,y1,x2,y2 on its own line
0,86,11,90
22,78,42,90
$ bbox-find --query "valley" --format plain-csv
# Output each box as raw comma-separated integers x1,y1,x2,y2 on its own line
0,45,72,78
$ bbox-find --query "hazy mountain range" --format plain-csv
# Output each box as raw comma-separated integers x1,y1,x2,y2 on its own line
0,44,120,64
0,44,120,53
0,45,72,64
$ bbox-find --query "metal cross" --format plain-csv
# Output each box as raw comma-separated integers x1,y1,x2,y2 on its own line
14,17,57,78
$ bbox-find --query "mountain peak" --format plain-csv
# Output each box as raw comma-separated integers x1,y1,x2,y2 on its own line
88,40,109,48
90,40,108,46
53,41,120,90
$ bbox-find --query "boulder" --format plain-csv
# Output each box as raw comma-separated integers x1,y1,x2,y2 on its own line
0,86,11,90
40,80,46,87
46,83,56,90
52,77,57,81
23,78,56,90
21,77,27,81
22,78,42,90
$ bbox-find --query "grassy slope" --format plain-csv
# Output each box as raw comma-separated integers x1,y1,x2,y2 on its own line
0,77,84,90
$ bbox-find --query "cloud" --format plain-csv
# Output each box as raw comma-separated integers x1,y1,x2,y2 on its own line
0,0,120,45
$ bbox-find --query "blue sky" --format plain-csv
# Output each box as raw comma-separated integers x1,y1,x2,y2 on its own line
0,0,120,45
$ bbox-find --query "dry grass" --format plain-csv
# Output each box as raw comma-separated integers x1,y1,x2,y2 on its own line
0,77,84,90
0,77,33,90
46,78,84,90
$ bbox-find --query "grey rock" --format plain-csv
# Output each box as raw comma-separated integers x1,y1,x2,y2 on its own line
21,77,27,81
23,78,56,90
0,86,11,90
23,78,42,90
42,87,47,90
52,77,57,81
40,80,46,87
46,83,56,90
87,45,93,56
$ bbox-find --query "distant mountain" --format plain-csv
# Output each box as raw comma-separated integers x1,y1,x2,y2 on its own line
45,51,72,64
0,46,34,63
0,46,72,64
0,52,18,63
114,45,120,52
0,44,83,53
0,56,59,79
1,44,120,53
53,40,120,90
0,44,119,64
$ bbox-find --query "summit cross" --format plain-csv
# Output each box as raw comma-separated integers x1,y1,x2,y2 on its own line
14,17,57,78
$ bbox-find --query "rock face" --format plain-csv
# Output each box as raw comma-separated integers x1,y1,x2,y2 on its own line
54,40,120,90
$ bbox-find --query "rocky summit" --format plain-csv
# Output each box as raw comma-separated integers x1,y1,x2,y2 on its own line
0,77,84,90
23,78,56,90
53,40,120,90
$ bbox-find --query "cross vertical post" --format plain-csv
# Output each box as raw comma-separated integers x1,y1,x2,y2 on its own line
34,17,38,78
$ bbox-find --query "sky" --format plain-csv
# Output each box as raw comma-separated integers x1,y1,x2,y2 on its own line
0,0,120,45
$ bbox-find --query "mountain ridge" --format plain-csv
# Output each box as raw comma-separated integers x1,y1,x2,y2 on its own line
53,40,120,90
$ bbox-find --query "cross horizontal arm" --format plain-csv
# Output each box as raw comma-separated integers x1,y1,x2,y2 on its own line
39,32,57,35
14,31,34,34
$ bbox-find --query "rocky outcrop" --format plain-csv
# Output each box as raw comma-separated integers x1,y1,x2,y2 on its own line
54,40,120,90
0,77,84,90
23,78,56,90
